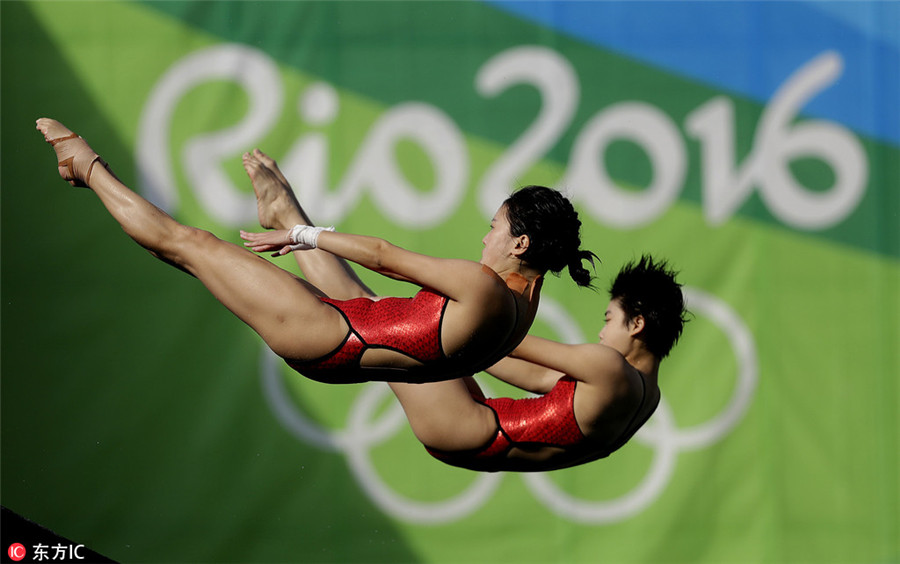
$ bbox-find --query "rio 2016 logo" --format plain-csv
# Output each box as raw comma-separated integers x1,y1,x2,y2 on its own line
137,44,866,233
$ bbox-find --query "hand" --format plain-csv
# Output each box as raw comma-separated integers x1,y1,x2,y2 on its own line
240,229,294,256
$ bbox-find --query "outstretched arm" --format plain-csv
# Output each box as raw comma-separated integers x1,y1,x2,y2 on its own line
242,150,503,306
241,227,498,304
246,226,376,299
241,228,416,277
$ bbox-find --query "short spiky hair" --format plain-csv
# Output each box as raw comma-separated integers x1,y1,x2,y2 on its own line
609,255,688,359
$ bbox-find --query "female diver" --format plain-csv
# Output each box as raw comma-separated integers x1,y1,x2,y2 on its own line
36,117,593,404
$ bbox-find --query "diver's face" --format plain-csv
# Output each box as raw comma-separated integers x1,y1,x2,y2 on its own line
481,205,517,267
598,299,636,355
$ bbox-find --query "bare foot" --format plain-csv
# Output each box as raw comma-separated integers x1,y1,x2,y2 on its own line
36,118,104,188
242,151,303,230
251,149,292,189
249,148,317,229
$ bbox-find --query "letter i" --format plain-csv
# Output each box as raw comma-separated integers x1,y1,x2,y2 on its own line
281,82,340,218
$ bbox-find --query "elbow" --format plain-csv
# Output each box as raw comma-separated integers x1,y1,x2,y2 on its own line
369,238,394,272
537,370,563,394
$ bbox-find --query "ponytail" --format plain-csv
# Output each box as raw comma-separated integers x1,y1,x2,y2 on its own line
568,249,600,288
504,185,600,288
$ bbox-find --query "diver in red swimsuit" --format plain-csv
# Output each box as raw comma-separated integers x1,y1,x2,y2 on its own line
244,151,688,472
37,119,590,393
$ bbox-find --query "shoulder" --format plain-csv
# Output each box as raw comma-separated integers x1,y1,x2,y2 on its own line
567,344,634,394
569,344,629,376
569,345,649,423
465,264,521,304
441,261,506,288
418,259,509,302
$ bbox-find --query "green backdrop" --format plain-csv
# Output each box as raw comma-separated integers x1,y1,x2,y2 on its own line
2,1,897,563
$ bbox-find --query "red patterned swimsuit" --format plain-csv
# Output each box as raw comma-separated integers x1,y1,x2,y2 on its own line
427,376,585,471
428,373,655,472
286,288,449,383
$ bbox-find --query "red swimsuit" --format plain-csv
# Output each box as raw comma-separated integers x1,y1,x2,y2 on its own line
286,267,538,384
427,377,585,471
428,374,656,472
286,288,449,383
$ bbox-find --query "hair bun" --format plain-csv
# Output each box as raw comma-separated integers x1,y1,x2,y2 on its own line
503,186,598,287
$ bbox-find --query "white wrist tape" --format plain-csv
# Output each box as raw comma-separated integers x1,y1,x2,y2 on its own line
288,225,335,250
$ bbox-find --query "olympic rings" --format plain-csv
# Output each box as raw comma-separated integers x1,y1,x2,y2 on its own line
261,289,757,524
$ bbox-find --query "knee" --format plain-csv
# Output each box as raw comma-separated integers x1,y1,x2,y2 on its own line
158,225,221,267
406,418,445,449
169,224,221,251
180,225,219,246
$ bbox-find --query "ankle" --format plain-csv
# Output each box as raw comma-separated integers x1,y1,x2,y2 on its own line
273,216,305,231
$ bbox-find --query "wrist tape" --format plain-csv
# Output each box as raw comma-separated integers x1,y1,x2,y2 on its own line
288,225,335,250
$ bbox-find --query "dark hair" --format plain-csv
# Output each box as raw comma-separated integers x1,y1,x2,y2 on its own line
503,185,598,287
609,255,688,359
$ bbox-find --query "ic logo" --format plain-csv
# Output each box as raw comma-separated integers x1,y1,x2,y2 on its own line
8,543,26,562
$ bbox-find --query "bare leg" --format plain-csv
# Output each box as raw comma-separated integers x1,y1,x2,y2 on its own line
388,381,498,452
242,149,373,299
36,118,348,362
